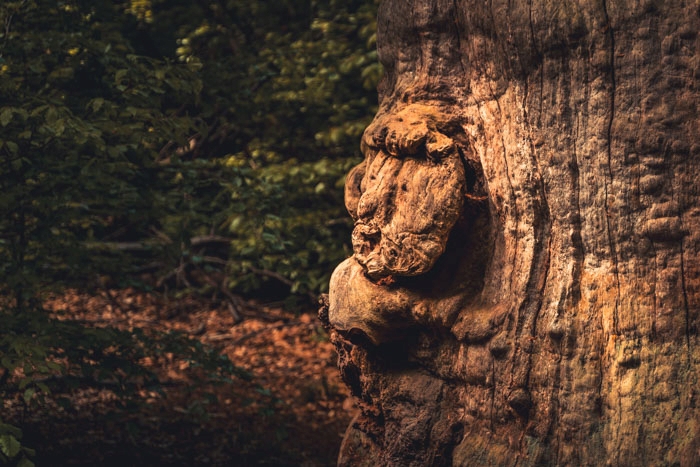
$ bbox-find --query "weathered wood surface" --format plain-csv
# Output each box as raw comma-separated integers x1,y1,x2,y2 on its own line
324,0,700,465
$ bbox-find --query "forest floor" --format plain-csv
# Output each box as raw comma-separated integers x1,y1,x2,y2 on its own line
3,289,357,466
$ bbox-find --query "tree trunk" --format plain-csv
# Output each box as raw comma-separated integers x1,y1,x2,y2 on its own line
322,0,700,465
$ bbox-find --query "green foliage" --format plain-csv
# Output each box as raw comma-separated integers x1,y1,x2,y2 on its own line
0,0,380,304
0,0,380,458
0,0,203,310
153,0,381,295
0,417,36,467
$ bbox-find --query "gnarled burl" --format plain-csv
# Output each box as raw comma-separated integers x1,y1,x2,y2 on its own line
329,104,473,344
323,0,700,466
350,105,466,280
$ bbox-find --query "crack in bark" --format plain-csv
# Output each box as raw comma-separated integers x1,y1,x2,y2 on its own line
650,240,658,340
488,0,514,76
601,0,622,336
549,338,566,465
674,175,693,352
489,360,497,433
517,1,555,421
527,0,544,127
571,103,584,314
450,0,468,81
680,238,692,353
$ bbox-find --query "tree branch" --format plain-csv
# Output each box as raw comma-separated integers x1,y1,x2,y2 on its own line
85,235,232,251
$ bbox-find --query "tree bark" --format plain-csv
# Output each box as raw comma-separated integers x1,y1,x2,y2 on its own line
322,0,700,465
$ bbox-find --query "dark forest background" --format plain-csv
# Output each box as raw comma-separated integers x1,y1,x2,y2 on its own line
0,0,379,465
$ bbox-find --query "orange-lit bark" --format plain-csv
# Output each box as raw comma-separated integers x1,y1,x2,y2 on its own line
323,1,700,465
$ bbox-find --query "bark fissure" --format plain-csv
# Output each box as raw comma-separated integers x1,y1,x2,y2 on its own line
514,0,553,423
490,360,497,433
571,107,584,313
488,0,513,77
548,342,565,465
527,0,544,128
600,0,622,336
650,240,658,339
679,228,692,354
450,0,467,80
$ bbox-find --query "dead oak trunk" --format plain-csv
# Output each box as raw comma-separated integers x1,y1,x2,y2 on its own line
323,0,700,465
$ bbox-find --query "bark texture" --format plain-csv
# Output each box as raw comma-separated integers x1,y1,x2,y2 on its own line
323,0,700,465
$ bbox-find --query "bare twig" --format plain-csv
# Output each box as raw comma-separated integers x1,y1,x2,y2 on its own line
175,258,191,288
2,0,28,51
191,235,231,246
201,256,227,266
325,218,352,227
199,273,245,324
247,266,294,287
85,235,231,252
86,241,153,251
149,227,173,244
206,321,317,345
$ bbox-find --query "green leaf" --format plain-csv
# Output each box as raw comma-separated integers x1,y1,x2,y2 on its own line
18,378,31,390
0,434,21,459
0,108,12,127
23,388,35,404
0,423,22,439
46,361,63,371
261,232,277,243
91,98,104,112
45,107,57,123
1,356,13,370
17,457,35,467
53,119,66,136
